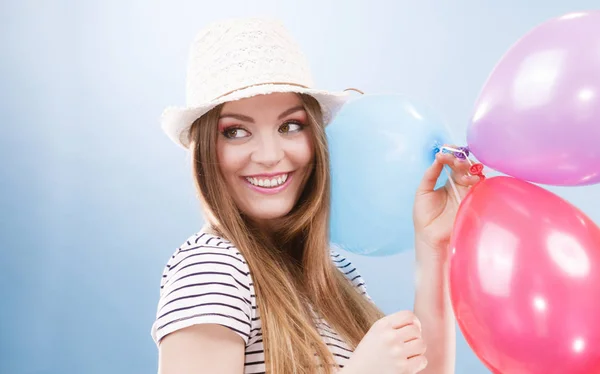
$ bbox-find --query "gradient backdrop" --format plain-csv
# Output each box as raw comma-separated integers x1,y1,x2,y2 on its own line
2,1,599,373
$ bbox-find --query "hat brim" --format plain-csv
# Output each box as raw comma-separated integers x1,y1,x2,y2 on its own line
161,84,351,149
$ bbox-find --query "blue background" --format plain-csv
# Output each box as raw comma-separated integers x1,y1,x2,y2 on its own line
2,1,599,373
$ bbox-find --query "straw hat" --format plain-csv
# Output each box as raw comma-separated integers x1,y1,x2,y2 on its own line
161,18,351,149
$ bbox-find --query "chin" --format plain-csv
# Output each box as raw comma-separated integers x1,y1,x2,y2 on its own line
250,207,294,221
243,200,296,221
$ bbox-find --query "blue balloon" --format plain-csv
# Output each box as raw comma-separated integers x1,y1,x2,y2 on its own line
327,94,452,256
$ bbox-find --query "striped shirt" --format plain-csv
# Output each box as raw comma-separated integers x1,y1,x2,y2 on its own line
151,231,371,373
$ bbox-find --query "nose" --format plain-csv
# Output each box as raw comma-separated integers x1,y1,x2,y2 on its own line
250,132,284,168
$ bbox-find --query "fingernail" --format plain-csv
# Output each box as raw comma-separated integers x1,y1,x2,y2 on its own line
414,317,422,330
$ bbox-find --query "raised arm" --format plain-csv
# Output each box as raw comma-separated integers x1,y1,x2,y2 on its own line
412,147,481,373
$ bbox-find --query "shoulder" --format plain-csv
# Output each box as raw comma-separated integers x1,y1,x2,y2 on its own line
329,249,370,299
152,230,253,346
158,231,250,291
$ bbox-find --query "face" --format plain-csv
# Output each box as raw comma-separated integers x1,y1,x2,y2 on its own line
216,93,314,224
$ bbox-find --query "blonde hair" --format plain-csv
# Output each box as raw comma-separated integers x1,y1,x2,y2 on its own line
188,94,384,373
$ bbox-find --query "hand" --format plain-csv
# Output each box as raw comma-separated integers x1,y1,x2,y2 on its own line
342,311,428,374
413,145,481,251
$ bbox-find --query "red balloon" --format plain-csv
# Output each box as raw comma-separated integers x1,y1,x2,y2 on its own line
450,176,600,374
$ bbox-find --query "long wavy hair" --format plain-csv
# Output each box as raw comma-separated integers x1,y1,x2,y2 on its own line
187,93,384,373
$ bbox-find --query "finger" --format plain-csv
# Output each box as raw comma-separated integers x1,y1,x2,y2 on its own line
434,151,457,166
416,158,444,194
441,154,470,175
403,338,427,358
396,324,422,342
413,316,422,332
450,173,481,187
385,310,419,329
451,156,472,173
407,355,428,373
446,157,481,187
437,148,474,174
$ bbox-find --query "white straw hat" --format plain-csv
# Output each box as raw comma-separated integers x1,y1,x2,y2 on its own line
161,18,351,149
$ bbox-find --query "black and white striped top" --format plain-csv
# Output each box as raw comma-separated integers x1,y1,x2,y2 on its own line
151,230,372,373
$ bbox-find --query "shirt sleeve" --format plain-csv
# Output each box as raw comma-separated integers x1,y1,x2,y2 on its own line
330,250,373,302
151,235,253,346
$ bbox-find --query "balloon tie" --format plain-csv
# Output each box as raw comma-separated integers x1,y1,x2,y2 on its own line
432,145,487,205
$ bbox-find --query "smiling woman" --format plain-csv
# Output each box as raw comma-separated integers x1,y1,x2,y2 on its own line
152,17,469,374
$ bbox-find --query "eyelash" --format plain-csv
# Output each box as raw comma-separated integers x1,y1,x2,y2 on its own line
278,120,305,134
220,120,306,139
220,126,247,139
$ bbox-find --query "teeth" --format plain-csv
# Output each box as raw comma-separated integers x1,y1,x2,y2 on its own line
246,173,289,188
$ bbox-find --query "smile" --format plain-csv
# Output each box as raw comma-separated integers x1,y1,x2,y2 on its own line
245,173,289,188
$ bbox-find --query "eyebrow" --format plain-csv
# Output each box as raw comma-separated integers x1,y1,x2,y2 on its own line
277,105,305,119
218,105,305,122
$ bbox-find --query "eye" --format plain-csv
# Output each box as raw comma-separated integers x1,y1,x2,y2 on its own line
221,127,250,139
279,120,305,134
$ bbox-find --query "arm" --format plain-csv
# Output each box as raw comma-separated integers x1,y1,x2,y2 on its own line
152,236,253,374
413,238,456,374
411,147,477,373
159,324,245,374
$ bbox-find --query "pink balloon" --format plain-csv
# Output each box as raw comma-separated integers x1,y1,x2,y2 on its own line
450,176,600,374
467,11,600,186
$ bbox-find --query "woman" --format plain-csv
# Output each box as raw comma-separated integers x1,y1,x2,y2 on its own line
152,18,478,374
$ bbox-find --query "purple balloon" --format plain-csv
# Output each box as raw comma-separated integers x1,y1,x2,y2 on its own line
467,11,600,186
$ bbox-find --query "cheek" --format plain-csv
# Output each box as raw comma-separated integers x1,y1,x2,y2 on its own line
287,132,314,167
217,141,247,180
